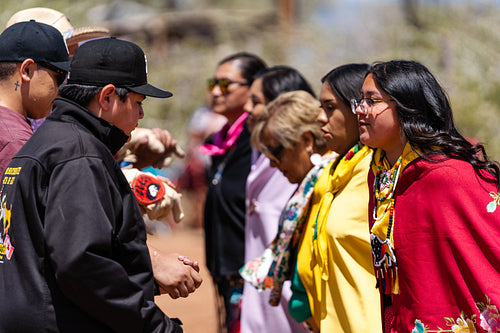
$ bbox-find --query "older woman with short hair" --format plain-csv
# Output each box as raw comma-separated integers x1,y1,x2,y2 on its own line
241,90,335,332
256,90,329,179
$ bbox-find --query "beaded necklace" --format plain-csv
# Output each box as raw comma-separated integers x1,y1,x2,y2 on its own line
371,150,404,295
372,151,403,223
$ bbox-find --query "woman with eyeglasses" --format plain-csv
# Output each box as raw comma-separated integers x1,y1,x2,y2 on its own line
354,60,500,332
239,66,314,333
200,52,266,333
243,90,335,332
293,64,382,332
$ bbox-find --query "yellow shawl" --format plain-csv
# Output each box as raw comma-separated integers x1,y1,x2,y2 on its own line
297,145,382,331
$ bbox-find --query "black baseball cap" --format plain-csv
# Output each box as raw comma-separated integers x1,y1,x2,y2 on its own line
67,37,172,98
0,20,70,72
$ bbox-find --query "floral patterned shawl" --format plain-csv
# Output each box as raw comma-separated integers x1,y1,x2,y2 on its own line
240,152,337,306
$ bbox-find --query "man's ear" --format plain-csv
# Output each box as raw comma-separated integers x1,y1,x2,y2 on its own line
19,59,36,82
98,84,117,111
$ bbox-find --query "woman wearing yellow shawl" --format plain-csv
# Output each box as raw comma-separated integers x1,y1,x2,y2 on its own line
296,64,382,332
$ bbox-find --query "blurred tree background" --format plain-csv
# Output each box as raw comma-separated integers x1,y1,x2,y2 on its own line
1,0,500,158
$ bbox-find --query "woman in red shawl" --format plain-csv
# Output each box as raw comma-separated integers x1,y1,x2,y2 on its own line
352,60,500,333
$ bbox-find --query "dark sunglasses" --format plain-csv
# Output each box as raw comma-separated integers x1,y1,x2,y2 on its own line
207,78,249,94
268,144,284,159
262,144,284,164
37,62,68,86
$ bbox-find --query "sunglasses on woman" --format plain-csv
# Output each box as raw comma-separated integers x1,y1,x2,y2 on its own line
207,78,249,94
261,143,284,164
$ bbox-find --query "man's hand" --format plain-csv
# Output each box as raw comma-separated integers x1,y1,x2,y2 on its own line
132,128,184,169
148,245,203,299
177,255,200,273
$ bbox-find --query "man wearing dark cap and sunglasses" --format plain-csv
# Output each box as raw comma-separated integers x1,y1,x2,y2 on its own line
0,37,183,332
0,20,69,176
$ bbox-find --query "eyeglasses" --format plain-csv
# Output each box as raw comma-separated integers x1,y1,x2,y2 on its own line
37,62,67,86
207,78,249,94
262,144,284,164
350,97,394,115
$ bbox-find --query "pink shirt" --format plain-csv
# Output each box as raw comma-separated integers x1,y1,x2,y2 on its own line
0,106,32,176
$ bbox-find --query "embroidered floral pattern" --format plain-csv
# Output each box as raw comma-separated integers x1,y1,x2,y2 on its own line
412,319,426,333
478,296,500,332
451,316,477,333
479,306,500,332
284,204,299,221
411,296,500,333
486,192,500,213
410,315,477,333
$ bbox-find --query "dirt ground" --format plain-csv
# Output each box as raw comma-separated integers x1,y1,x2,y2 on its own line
147,226,218,333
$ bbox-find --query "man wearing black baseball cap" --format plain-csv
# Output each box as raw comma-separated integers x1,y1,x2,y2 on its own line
67,37,172,99
0,19,69,176
0,37,183,332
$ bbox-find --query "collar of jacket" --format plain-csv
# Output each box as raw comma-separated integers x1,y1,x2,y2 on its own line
50,97,129,155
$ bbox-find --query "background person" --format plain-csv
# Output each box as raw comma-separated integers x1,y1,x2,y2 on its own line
0,20,69,177
5,6,110,131
240,66,314,333
176,103,226,229
297,64,382,332
0,37,182,332
200,52,267,333
354,60,500,332
6,6,110,59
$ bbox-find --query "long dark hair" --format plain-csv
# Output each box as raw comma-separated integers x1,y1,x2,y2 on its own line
255,65,315,102
322,63,370,106
370,60,500,186
218,52,267,86
249,66,315,148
